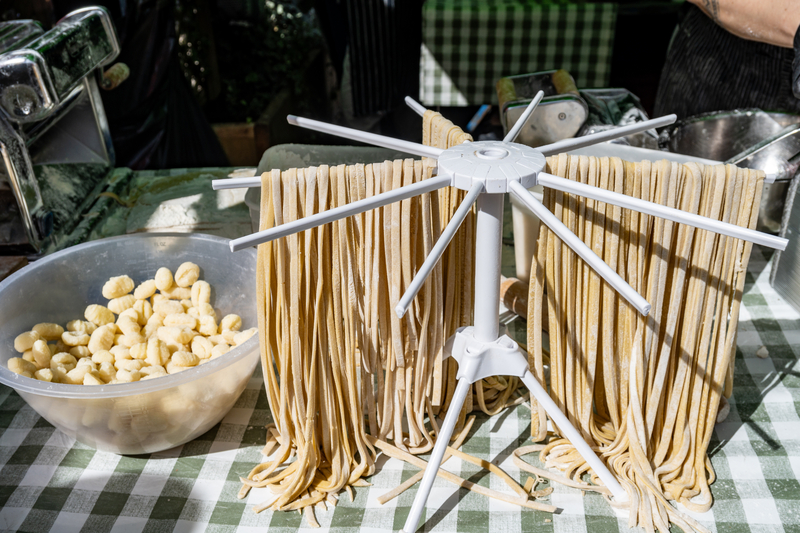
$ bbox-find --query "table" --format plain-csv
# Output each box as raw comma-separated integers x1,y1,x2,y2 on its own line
419,0,618,106
2,240,800,531
0,256,27,284
53,167,254,250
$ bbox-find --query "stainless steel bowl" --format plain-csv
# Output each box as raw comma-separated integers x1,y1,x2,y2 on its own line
662,109,800,161
661,109,800,233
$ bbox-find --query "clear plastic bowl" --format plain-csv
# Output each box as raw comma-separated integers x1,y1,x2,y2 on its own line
0,233,259,455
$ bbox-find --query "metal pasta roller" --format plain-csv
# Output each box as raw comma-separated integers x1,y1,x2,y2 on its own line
0,7,120,255
496,69,588,148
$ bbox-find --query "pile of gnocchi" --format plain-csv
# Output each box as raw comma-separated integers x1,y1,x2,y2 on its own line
7,261,257,385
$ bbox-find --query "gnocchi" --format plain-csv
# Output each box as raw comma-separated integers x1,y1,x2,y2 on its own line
14,331,40,353
191,336,213,359
51,353,77,371
102,275,134,299
31,340,51,368
161,286,191,300
109,345,131,360
154,300,184,317
171,351,199,367
115,369,141,383
197,303,216,318
210,343,230,359
6,262,255,387
108,295,136,315
83,372,104,386
154,267,173,291
197,316,217,337
35,368,54,382
62,331,90,347
164,313,197,330
85,305,115,326
32,323,64,341
116,315,141,337
191,281,211,308
69,346,91,359
174,262,199,288
88,325,115,354
130,343,147,360
91,350,115,364
156,326,193,345
132,299,153,325
67,320,97,335
9,357,36,376
133,279,157,300
141,366,167,380
219,314,242,333
146,338,170,367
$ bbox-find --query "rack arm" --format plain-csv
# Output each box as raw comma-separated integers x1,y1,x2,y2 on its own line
405,96,428,117
537,172,788,250
508,181,651,316
395,182,484,318
503,90,544,143
287,115,443,160
212,176,261,190
538,114,677,156
229,175,452,252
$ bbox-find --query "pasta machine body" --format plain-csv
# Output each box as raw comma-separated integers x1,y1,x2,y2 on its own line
0,7,120,255
497,70,588,147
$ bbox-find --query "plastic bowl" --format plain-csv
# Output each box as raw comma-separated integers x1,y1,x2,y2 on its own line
0,233,259,455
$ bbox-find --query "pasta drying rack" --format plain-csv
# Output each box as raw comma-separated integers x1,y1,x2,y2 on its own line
214,94,787,533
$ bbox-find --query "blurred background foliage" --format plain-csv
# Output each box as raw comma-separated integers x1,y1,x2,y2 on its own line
175,0,322,123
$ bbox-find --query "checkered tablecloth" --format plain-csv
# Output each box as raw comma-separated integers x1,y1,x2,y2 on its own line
1,244,799,532
419,0,618,106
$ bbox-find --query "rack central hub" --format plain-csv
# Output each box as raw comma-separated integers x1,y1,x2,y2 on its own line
475,147,509,160
438,140,545,193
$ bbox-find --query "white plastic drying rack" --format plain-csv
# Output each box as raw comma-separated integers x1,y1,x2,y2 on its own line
213,93,787,533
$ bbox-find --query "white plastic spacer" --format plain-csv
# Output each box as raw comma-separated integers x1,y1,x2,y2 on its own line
437,140,545,193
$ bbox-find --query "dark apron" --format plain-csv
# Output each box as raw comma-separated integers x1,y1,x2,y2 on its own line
654,5,800,119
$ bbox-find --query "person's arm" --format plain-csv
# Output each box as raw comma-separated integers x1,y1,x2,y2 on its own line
688,0,800,48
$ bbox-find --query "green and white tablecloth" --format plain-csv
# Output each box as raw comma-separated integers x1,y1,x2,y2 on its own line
419,0,618,106
1,245,800,532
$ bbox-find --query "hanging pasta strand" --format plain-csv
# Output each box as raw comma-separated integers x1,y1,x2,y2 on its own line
245,113,551,525
522,156,765,533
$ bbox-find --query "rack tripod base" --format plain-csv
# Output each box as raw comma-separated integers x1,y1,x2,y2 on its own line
400,326,628,533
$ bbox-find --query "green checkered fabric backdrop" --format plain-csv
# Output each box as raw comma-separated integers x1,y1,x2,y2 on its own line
1,246,799,532
420,0,618,107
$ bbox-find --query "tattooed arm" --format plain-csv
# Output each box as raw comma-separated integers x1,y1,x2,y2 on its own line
687,0,800,48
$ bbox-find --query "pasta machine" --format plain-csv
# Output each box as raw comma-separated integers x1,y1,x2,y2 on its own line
498,70,657,149
497,70,588,147
0,7,120,255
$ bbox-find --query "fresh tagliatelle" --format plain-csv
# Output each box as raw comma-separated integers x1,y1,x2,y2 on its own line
242,114,533,525
522,155,764,533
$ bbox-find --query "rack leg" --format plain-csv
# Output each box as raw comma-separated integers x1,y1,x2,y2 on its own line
519,370,627,502
401,377,472,533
